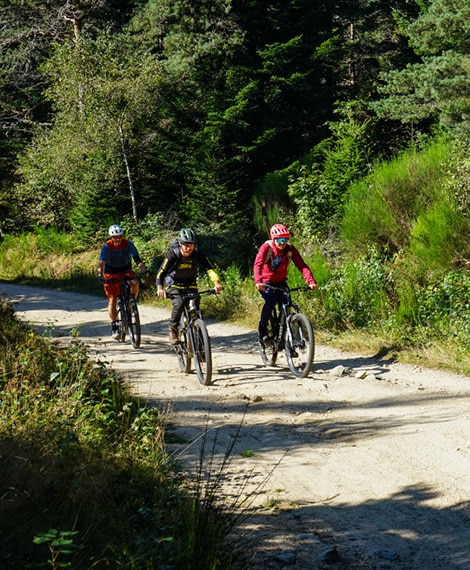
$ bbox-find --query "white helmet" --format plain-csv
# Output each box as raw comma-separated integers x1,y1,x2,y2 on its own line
109,224,123,237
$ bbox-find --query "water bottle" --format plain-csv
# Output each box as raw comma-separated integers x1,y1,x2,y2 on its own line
189,298,197,319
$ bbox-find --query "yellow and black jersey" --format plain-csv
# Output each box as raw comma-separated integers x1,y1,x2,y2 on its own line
156,245,220,289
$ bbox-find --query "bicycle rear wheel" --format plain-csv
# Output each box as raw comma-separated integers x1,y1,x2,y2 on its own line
115,299,126,343
192,318,212,385
259,316,278,366
127,298,141,348
176,319,191,373
285,313,314,378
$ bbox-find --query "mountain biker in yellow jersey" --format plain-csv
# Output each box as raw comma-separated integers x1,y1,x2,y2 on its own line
98,224,147,339
156,228,223,344
253,223,318,344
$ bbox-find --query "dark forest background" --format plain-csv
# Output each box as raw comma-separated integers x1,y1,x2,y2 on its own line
1,0,470,362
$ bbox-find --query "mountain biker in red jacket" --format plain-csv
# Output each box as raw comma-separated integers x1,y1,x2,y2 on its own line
253,224,318,343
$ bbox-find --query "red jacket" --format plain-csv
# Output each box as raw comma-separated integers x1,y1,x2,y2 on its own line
253,240,316,286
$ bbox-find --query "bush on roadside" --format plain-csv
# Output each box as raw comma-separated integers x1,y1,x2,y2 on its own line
0,300,238,569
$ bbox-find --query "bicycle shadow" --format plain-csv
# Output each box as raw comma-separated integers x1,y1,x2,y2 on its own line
210,328,395,380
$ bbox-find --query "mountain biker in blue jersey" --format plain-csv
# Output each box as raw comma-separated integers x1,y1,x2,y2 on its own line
98,224,147,339
156,228,223,344
254,223,318,344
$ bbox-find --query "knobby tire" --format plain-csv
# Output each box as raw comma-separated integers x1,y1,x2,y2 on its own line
127,298,141,349
192,318,212,385
259,315,278,367
115,299,126,343
176,318,191,373
285,313,314,378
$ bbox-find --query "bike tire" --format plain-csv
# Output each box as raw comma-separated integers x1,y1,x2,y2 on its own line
259,316,278,366
192,318,212,385
115,299,126,343
127,298,141,349
176,319,191,373
285,313,315,378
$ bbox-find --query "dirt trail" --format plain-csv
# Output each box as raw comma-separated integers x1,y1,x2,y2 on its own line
1,282,470,569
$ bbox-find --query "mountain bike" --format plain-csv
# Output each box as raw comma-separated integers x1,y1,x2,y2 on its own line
258,285,315,378
104,275,142,348
169,288,217,386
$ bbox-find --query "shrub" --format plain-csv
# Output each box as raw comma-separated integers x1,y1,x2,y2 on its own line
417,270,470,349
409,200,470,279
319,247,393,329
341,140,452,257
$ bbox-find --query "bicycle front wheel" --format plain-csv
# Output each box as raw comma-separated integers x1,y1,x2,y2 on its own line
127,298,141,349
115,299,126,343
176,319,191,373
192,318,212,386
259,316,278,366
285,313,314,378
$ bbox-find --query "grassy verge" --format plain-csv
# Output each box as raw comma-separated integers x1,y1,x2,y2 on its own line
0,300,240,569
1,228,470,377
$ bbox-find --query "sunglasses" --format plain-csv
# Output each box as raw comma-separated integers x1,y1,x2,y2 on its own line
275,238,288,244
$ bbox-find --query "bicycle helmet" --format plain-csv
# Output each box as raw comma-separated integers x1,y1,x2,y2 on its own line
270,224,290,240
178,228,196,244
109,224,124,237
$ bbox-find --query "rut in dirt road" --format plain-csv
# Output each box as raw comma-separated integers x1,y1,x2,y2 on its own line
2,281,470,570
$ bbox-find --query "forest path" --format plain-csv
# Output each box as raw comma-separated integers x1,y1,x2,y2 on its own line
1,282,469,569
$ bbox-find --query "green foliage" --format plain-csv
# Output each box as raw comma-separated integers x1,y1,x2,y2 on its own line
409,200,470,277
340,139,453,257
417,270,470,349
287,102,372,238
0,301,237,568
251,167,298,236
33,529,79,569
13,32,165,238
445,137,470,216
201,264,247,321
319,248,393,329
373,0,470,134
32,227,77,255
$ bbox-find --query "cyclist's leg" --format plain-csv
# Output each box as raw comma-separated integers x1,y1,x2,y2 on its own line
167,287,184,344
127,271,140,298
105,295,115,320
104,276,120,337
258,289,277,341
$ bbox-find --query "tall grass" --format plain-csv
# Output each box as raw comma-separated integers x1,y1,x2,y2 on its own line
340,140,454,258
0,301,241,568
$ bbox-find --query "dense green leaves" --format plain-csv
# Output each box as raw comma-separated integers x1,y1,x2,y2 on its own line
373,0,470,133
340,139,470,280
287,103,372,239
0,0,467,244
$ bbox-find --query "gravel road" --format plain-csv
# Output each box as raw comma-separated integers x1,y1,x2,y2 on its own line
1,282,469,569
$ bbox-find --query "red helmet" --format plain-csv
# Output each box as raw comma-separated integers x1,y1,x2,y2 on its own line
270,224,290,240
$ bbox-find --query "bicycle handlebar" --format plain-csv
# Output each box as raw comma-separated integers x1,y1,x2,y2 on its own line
264,284,315,293
168,288,218,300
100,274,143,285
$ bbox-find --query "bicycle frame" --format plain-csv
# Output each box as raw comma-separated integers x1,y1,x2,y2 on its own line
182,292,202,355
273,288,299,350
171,288,216,386
259,285,315,378
105,275,142,348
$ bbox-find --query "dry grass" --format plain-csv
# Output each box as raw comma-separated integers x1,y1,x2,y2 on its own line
316,329,470,377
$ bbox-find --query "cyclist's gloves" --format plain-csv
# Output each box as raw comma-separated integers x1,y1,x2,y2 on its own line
98,276,106,284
